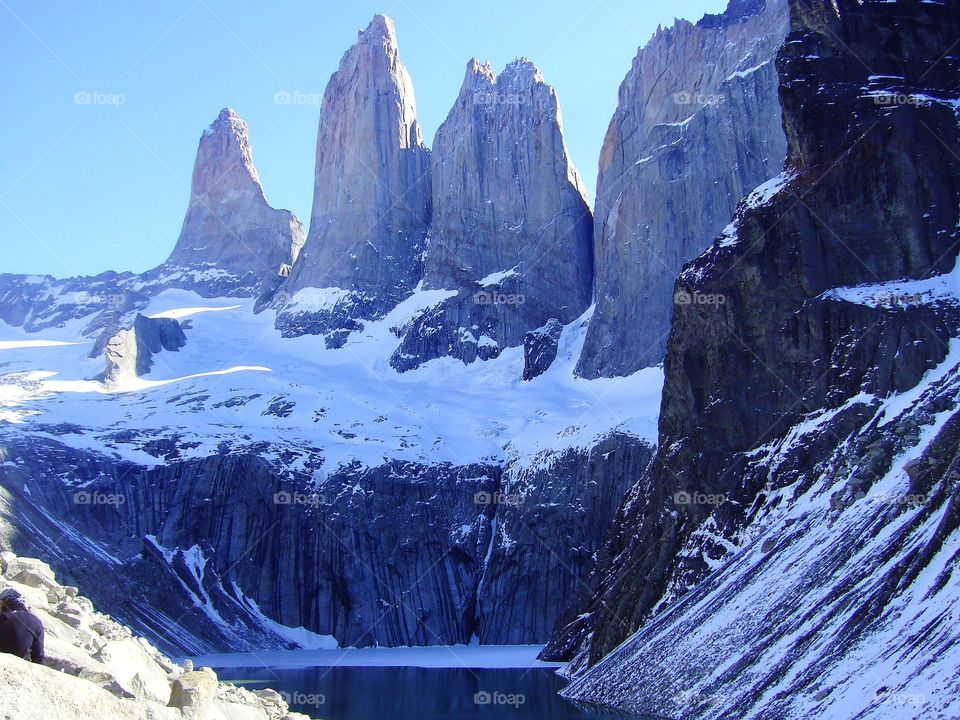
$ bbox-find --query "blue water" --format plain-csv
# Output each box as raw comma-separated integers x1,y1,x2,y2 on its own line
217,666,649,720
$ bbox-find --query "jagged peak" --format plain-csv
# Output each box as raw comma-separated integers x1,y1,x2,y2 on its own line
357,14,397,46
205,107,246,137
697,0,766,29
464,58,496,86
500,57,545,86
199,107,260,188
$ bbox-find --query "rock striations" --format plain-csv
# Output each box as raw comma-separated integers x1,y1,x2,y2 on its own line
390,58,593,370
166,108,305,283
577,0,789,377
277,15,432,337
549,1,960,718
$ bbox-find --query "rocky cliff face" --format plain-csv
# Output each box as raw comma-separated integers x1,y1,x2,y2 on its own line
549,1,960,717
277,16,432,337
576,0,789,377
166,108,305,283
0,427,649,652
390,59,592,370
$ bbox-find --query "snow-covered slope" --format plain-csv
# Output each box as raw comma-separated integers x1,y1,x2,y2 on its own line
0,287,661,469
0,279,661,654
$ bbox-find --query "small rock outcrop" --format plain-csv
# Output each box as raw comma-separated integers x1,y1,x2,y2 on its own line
522,319,563,381
278,15,431,335
391,59,592,371
577,0,789,377
100,314,187,384
0,551,310,720
166,108,305,282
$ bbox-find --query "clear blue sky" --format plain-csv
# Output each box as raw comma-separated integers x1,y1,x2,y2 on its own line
0,0,727,278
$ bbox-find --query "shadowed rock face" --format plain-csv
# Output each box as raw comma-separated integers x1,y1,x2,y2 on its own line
576,0,789,378
0,430,649,652
166,108,305,282
547,1,960,709
522,319,564,381
389,59,592,371
279,15,432,330
100,314,187,385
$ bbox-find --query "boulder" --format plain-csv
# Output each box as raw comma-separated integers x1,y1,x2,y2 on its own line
95,638,173,704
100,314,187,383
167,667,219,719
0,653,180,720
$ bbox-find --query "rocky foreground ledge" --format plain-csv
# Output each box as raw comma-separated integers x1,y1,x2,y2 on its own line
0,551,313,720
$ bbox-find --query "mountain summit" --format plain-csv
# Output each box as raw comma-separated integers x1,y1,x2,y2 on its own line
166,107,304,281
280,14,432,325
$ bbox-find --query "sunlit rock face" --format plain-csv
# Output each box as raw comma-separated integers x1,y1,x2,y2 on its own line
577,0,789,377
278,15,432,336
390,58,593,371
167,108,305,282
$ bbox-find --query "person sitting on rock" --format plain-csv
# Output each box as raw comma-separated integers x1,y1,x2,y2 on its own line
0,588,45,664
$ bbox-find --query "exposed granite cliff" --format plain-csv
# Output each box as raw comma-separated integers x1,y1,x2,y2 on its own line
548,3,960,718
0,428,650,651
166,108,305,283
277,16,432,338
100,314,187,385
390,59,592,371
577,0,789,377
